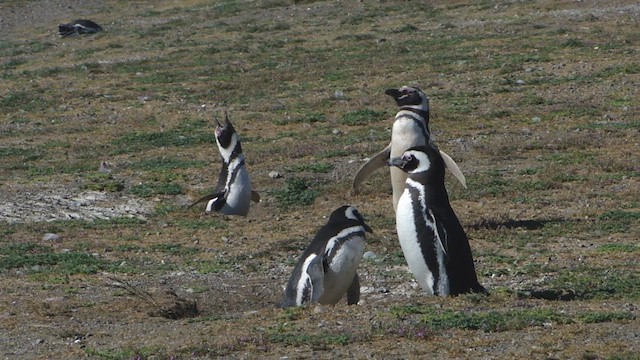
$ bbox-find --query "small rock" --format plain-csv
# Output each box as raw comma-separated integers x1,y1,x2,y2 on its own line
363,251,377,260
524,67,534,73
314,305,327,314
334,90,345,100
269,171,283,179
332,129,342,135
33,339,45,345
515,79,526,85
42,233,61,242
532,116,541,123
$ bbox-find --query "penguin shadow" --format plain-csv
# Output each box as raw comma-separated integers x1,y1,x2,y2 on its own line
469,217,594,302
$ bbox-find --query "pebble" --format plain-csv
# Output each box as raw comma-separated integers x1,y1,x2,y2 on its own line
363,251,377,260
42,233,61,242
334,90,345,99
532,116,541,123
515,79,526,85
269,171,283,179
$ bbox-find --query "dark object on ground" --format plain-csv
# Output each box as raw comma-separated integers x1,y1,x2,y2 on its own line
58,19,103,37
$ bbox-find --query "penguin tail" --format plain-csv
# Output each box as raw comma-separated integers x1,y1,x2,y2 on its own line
472,283,489,295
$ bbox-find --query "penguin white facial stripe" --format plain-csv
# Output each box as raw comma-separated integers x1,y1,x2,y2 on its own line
296,254,319,305
405,152,431,173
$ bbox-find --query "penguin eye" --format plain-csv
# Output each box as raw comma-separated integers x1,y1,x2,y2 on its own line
402,154,413,161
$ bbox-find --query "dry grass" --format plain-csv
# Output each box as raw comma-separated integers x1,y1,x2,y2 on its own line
1,0,638,359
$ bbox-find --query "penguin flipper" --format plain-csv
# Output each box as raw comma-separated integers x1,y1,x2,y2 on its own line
353,144,391,192
429,209,449,257
188,191,225,210
307,255,325,304
251,190,260,203
439,150,467,189
346,273,361,305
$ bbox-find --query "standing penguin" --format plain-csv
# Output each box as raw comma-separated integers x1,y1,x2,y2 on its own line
388,144,486,296
353,86,466,212
189,113,259,216
281,206,373,308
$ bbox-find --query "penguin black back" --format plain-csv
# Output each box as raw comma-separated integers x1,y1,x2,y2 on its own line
58,20,103,37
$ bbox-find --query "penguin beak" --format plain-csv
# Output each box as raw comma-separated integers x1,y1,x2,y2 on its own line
388,157,406,168
384,88,401,99
363,223,373,233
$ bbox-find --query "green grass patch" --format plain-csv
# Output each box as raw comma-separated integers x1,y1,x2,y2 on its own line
273,112,327,125
111,122,212,154
286,162,334,174
597,243,638,253
270,177,320,208
268,331,350,347
81,173,125,192
390,306,634,332
0,243,117,275
130,182,184,197
339,109,387,126
150,243,201,256
127,158,207,171
594,210,640,233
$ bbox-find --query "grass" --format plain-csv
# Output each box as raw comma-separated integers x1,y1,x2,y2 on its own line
0,243,117,275
270,176,321,208
389,305,634,332
1,0,638,358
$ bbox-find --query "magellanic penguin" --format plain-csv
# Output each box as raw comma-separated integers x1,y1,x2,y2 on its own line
388,144,486,296
281,205,373,308
58,20,103,37
353,86,466,212
189,113,260,216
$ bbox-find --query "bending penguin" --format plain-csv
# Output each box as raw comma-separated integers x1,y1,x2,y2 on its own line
281,206,372,308
189,113,260,216
353,86,466,212
388,143,486,296
58,20,103,37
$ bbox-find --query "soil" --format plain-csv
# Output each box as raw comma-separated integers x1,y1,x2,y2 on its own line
0,0,638,359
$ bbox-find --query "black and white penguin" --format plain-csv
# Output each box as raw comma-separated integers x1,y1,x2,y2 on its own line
388,144,486,296
281,205,373,308
353,86,466,212
58,20,103,37
189,113,259,216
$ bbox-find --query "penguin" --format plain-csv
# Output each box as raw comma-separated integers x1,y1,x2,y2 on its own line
189,113,260,216
353,85,466,212
388,144,486,296
281,205,373,308
58,20,103,37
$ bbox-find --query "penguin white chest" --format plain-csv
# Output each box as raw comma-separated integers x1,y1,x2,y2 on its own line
395,188,435,295
390,118,428,210
222,159,252,215
319,236,365,304
390,118,427,157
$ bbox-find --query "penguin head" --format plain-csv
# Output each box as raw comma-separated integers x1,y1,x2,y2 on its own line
214,113,242,157
388,145,441,175
385,86,429,110
329,205,373,233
